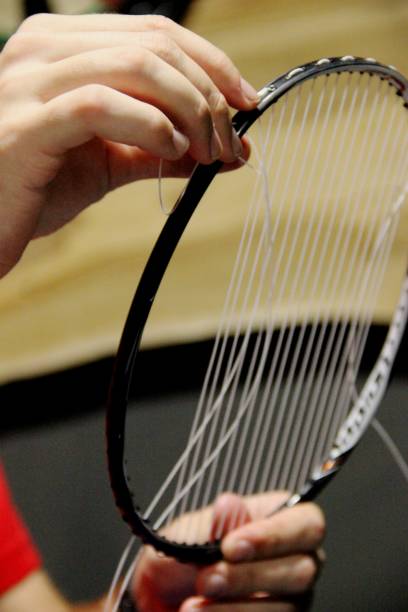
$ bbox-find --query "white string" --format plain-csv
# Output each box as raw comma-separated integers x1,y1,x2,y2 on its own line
171,139,267,524
210,83,316,508
273,75,362,491
110,550,142,612
158,158,199,215
103,537,137,612
193,89,306,528
316,132,408,468
196,116,282,504
296,77,398,468
162,75,404,540
260,74,349,492
173,105,286,528
146,147,266,528
106,72,407,612
288,76,396,488
204,81,320,531
371,418,408,486
158,159,170,215
206,118,284,536
240,77,336,495
197,92,306,534
146,132,273,527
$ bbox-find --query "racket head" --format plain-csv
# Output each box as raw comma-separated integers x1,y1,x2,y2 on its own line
106,56,408,564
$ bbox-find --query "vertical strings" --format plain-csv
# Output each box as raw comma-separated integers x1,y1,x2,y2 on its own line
286,80,400,485
316,133,408,467
145,72,407,544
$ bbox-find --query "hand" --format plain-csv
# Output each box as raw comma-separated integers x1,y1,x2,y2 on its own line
132,493,326,611
0,13,257,277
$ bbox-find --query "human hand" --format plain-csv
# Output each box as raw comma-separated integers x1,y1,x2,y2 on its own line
0,13,257,277
132,493,325,611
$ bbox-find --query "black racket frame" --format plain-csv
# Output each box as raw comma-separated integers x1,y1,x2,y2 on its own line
106,57,408,564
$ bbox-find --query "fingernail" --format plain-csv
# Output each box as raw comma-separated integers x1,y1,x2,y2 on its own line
201,573,228,598
210,129,222,160
240,77,259,104
231,129,243,157
172,128,190,156
224,539,255,562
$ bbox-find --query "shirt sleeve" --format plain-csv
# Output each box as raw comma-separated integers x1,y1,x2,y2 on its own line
0,463,42,595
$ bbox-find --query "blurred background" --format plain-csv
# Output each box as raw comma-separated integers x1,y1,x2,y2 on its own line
0,1,407,610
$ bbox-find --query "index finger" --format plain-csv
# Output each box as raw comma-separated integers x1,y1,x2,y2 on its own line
19,13,258,109
221,503,326,563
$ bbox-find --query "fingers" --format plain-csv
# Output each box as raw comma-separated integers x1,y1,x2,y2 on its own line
196,554,318,601
37,85,190,161
35,46,236,164
221,504,326,563
211,493,252,541
180,594,313,612
0,12,257,275
188,501,324,612
5,35,248,164
17,13,258,109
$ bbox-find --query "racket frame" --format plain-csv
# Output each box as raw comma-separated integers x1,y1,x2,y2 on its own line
106,56,408,564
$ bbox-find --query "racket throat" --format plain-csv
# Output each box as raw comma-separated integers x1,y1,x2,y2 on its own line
285,450,353,507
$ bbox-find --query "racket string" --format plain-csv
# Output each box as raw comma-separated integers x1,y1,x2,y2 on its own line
273,77,374,489
162,93,298,538
319,141,408,463
203,81,322,508
286,76,402,473
230,73,360,498
290,79,403,482
255,75,357,493
189,85,317,534
138,71,407,546
150,123,280,534
169,99,292,530
166,71,342,532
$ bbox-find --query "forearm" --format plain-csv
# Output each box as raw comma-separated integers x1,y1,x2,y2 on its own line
0,570,106,612
0,570,70,612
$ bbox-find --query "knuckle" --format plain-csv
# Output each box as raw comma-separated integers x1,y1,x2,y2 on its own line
2,33,28,62
146,14,174,32
18,13,49,32
73,85,108,119
195,97,212,127
294,556,318,592
0,72,19,100
210,91,229,120
1,32,43,67
304,504,326,543
146,32,178,62
151,115,173,145
114,47,148,75
212,49,237,79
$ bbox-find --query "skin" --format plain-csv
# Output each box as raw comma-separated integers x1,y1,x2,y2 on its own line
0,12,255,277
0,13,326,612
0,494,325,612
132,493,325,612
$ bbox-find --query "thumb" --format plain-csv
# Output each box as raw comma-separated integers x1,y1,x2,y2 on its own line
210,493,252,541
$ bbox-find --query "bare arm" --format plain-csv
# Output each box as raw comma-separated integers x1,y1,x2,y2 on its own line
0,570,110,612
0,571,70,612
